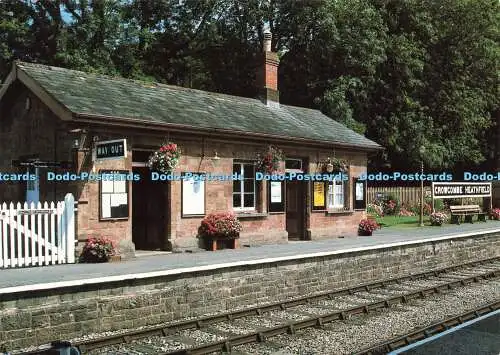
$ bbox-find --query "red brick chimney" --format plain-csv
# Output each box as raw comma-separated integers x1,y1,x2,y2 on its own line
256,30,279,106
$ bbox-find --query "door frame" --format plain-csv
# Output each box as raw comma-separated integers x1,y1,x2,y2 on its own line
285,158,307,240
131,163,170,251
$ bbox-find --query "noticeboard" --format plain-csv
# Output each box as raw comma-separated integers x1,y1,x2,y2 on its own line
268,181,285,212
353,178,366,210
181,173,206,216
312,181,326,210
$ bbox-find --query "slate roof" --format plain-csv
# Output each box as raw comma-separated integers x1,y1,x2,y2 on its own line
14,61,381,150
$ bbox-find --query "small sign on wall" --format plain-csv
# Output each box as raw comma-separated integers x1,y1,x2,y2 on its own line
94,139,127,161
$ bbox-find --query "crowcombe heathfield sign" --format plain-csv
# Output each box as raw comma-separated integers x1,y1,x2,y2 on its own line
432,182,492,199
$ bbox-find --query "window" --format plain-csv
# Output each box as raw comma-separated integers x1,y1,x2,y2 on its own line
233,162,256,210
100,170,129,220
328,180,345,209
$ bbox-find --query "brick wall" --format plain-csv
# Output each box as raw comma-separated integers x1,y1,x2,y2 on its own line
0,87,370,253
0,88,74,203
0,232,498,351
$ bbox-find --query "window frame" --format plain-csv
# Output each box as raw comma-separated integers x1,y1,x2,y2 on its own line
232,161,257,211
328,179,345,209
99,169,129,220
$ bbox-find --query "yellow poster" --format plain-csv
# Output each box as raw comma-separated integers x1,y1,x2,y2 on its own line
313,182,325,207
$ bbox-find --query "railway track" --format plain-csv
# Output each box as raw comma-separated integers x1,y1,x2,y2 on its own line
15,257,500,355
353,299,500,355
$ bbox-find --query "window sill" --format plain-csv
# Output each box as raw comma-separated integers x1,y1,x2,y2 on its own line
236,212,268,219
326,209,355,215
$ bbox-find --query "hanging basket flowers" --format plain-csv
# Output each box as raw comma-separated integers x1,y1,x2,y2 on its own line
148,142,181,174
255,145,285,175
323,157,348,173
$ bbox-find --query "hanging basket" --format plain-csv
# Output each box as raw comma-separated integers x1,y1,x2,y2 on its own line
147,142,181,174
323,157,348,173
255,145,285,175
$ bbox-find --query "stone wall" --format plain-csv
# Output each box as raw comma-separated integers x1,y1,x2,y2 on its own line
0,232,498,351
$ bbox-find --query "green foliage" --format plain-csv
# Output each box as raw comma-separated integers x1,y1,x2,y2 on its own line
0,0,497,172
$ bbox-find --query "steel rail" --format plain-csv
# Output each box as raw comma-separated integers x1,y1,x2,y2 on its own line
352,299,500,355
69,256,500,353
13,257,499,354
161,268,500,355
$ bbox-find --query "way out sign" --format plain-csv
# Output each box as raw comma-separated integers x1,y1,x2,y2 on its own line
94,139,127,161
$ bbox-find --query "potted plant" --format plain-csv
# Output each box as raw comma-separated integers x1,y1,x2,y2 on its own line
430,211,448,226
358,219,380,236
198,212,242,251
147,142,181,174
255,145,285,175
491,208,500,220
80,236,117,263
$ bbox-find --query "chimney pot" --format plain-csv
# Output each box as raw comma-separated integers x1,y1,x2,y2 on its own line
263,31,272,52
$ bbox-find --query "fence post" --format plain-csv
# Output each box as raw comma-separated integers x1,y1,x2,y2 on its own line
65,194,75,264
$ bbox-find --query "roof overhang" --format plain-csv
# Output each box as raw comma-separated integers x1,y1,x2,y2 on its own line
73,112,384,153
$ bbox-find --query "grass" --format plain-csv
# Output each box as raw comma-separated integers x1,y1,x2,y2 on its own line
375,215,432,228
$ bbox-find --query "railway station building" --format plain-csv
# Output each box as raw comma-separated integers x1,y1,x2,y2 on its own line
0,38,383,255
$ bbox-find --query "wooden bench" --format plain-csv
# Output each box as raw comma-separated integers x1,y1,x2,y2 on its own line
449,205,487,224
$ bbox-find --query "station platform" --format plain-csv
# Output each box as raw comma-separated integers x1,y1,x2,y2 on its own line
391,309,500,355
1,221,500,293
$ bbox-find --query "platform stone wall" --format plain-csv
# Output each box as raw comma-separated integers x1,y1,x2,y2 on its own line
1,232,499,351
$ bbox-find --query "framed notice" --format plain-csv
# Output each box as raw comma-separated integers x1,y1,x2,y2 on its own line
353,178,366,210
312,181,326,210
99,170,129,220
268,181,285,212
182,173,205,217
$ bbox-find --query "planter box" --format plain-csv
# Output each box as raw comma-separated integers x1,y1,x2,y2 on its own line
208,238,239,251
358,230,372,236
109,255,121,262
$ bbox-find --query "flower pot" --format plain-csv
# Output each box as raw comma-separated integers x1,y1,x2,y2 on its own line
431,222,443,226
358,230,372,236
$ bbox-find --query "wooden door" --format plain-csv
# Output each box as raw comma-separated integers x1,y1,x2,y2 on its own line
286,180,304,239
132,167,167,250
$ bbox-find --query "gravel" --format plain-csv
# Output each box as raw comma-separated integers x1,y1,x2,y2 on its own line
235,279,500,355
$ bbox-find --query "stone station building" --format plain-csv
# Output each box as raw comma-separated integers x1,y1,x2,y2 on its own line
0,38,383,255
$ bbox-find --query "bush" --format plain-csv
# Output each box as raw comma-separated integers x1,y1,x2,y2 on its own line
433,199,444,211
198,212,242,239
398,206,415,216
367,203,384,217
430,212,448,225
491,208,500,220
358,219,380,234
381,194,400,216
80,236,116,263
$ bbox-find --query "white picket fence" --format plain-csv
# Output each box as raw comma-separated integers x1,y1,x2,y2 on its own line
0,193,75,268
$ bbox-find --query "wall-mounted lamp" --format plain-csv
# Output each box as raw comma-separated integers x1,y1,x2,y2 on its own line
69,128,89,151
212,151,221,167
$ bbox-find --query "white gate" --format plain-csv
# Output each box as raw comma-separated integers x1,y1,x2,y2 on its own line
0,193,75,268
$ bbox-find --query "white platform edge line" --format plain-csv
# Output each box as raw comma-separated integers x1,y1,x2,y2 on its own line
1,228,500,295
388,308,500,354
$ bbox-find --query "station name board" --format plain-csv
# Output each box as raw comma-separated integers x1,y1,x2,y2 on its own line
95,139,127,160
432,182,491,199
